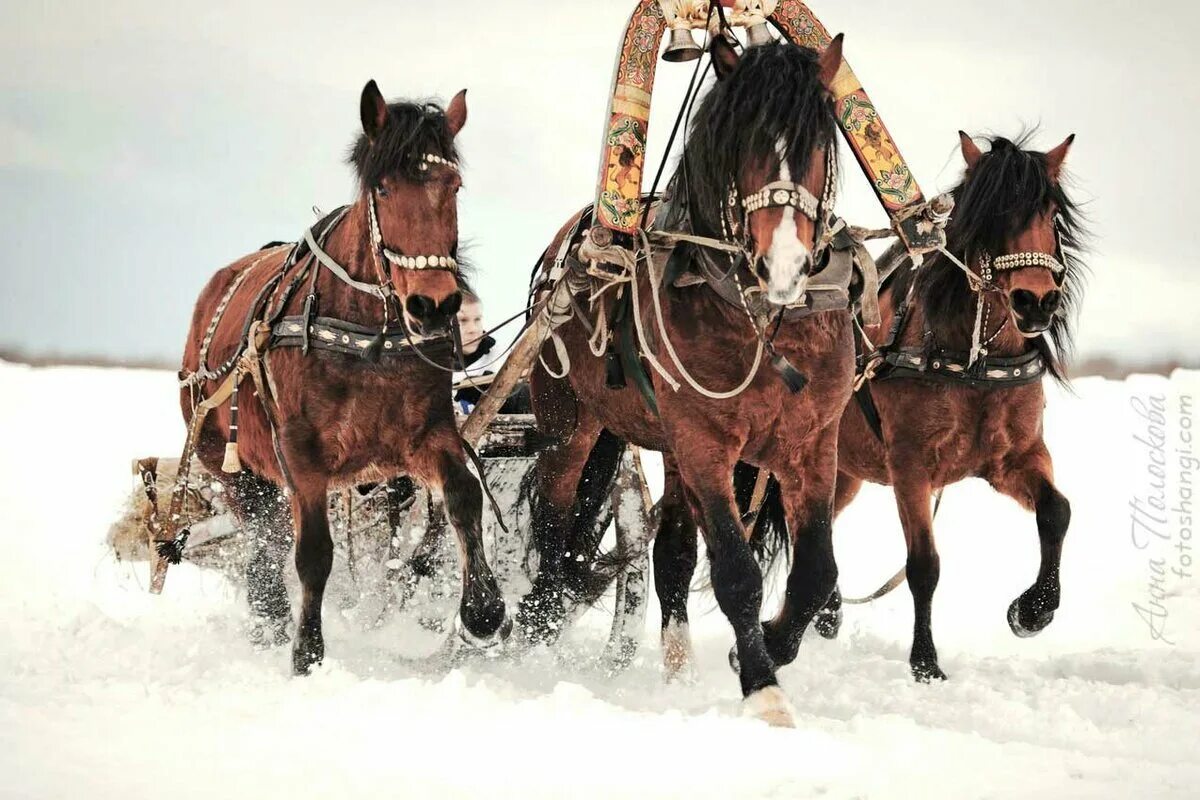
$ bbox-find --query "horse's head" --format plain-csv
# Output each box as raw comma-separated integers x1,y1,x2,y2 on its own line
351,80,467,336
955,132,1078,338
680,35,843,306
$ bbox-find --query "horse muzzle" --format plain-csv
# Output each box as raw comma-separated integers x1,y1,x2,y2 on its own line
405,292,462,336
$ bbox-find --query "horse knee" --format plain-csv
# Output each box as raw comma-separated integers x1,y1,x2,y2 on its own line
442,461,483,532
1036,483,1070,539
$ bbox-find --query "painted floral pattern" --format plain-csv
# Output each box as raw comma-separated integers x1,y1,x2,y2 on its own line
596,0,665,232
771,0,923,211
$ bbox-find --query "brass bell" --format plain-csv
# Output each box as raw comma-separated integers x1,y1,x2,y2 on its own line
662,27,702,62
745,22,774,48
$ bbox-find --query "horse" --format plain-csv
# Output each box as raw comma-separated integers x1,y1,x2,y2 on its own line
728,131,1086,682
516,36,853,726
178,81,509,675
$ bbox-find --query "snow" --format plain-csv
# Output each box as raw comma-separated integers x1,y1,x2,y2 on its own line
1,359,1198,798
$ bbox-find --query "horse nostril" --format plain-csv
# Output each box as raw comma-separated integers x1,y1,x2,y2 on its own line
405,294,437,321
1042,290,1061,313
1010,289,1037,313
441,291,462,317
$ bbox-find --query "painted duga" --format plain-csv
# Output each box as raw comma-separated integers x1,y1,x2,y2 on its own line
179,81,510,675
517,37,853,727
735,131,1087,681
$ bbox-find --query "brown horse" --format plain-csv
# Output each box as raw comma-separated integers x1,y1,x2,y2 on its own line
179,81,509,675
517,37,852,726
728,131,1086,682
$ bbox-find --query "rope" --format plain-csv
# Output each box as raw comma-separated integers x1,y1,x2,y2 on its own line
635,230,763,399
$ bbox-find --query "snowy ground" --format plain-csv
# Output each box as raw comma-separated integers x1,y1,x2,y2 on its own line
1,359,1198,799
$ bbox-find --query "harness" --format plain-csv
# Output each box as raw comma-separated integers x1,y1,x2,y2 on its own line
157,158,470,575
852,218,1068,440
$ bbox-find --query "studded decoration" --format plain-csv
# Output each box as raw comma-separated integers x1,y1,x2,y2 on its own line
419,153,459,173
741,182,820,219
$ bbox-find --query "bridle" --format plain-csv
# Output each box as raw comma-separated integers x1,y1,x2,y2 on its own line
722,142,838,290
935,214,1069,365
365,153,461,284
947,214,1069,295
298,151,467,370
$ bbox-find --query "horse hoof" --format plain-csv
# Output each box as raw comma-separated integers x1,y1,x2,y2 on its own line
459,614,513,652
742,686,796,728
911,661,948,683
814,605,843,640
1008,598,1054,638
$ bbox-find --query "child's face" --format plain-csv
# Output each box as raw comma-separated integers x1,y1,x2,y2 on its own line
457,300,485,354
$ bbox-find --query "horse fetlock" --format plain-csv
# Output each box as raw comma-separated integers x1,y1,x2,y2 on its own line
761,619,802,668
292,629,325,675
911,658,948,683
910,637,946,682
814,602,843,640
515,581,567,645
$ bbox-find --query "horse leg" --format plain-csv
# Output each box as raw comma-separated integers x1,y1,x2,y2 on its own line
812,471,862,640
759,425,840,667
235,469,293,647
891,474,944,681
989,446,1069,637
675,444,791,726
415,437,508,645
653,457,698,681
515,413,604,644
289,473,333,675
194,429,293,647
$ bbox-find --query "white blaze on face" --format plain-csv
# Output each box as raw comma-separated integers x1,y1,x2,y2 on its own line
763,140,811,305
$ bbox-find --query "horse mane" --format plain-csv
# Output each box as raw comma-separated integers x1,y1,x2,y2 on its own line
347,99,459,188
888,132,1088,384
666,43,839,236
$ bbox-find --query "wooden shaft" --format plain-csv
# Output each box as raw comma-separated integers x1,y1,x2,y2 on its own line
461,298,555,447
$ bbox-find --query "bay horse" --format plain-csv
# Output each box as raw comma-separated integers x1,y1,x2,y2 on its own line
518,37,852,726
179,81,509,675
733,131,1086,681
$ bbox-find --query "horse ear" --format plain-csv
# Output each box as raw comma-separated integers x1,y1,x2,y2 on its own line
446,89,468,138
710,35,740,81
360,80,388,139
959,130,983,170
818,33,845,90
1045,133,1075,180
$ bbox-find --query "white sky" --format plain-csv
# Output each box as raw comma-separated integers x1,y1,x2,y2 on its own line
2,0,1197,363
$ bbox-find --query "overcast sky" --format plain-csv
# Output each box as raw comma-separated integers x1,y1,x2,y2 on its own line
2,0,1197,364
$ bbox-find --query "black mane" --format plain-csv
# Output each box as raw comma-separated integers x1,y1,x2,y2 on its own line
889,133,1088,383
348,99,459,188
667,43,838,236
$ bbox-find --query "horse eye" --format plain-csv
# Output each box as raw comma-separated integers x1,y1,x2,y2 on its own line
376,187,389,198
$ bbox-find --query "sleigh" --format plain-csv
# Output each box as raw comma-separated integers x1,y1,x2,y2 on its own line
113,411,657,667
